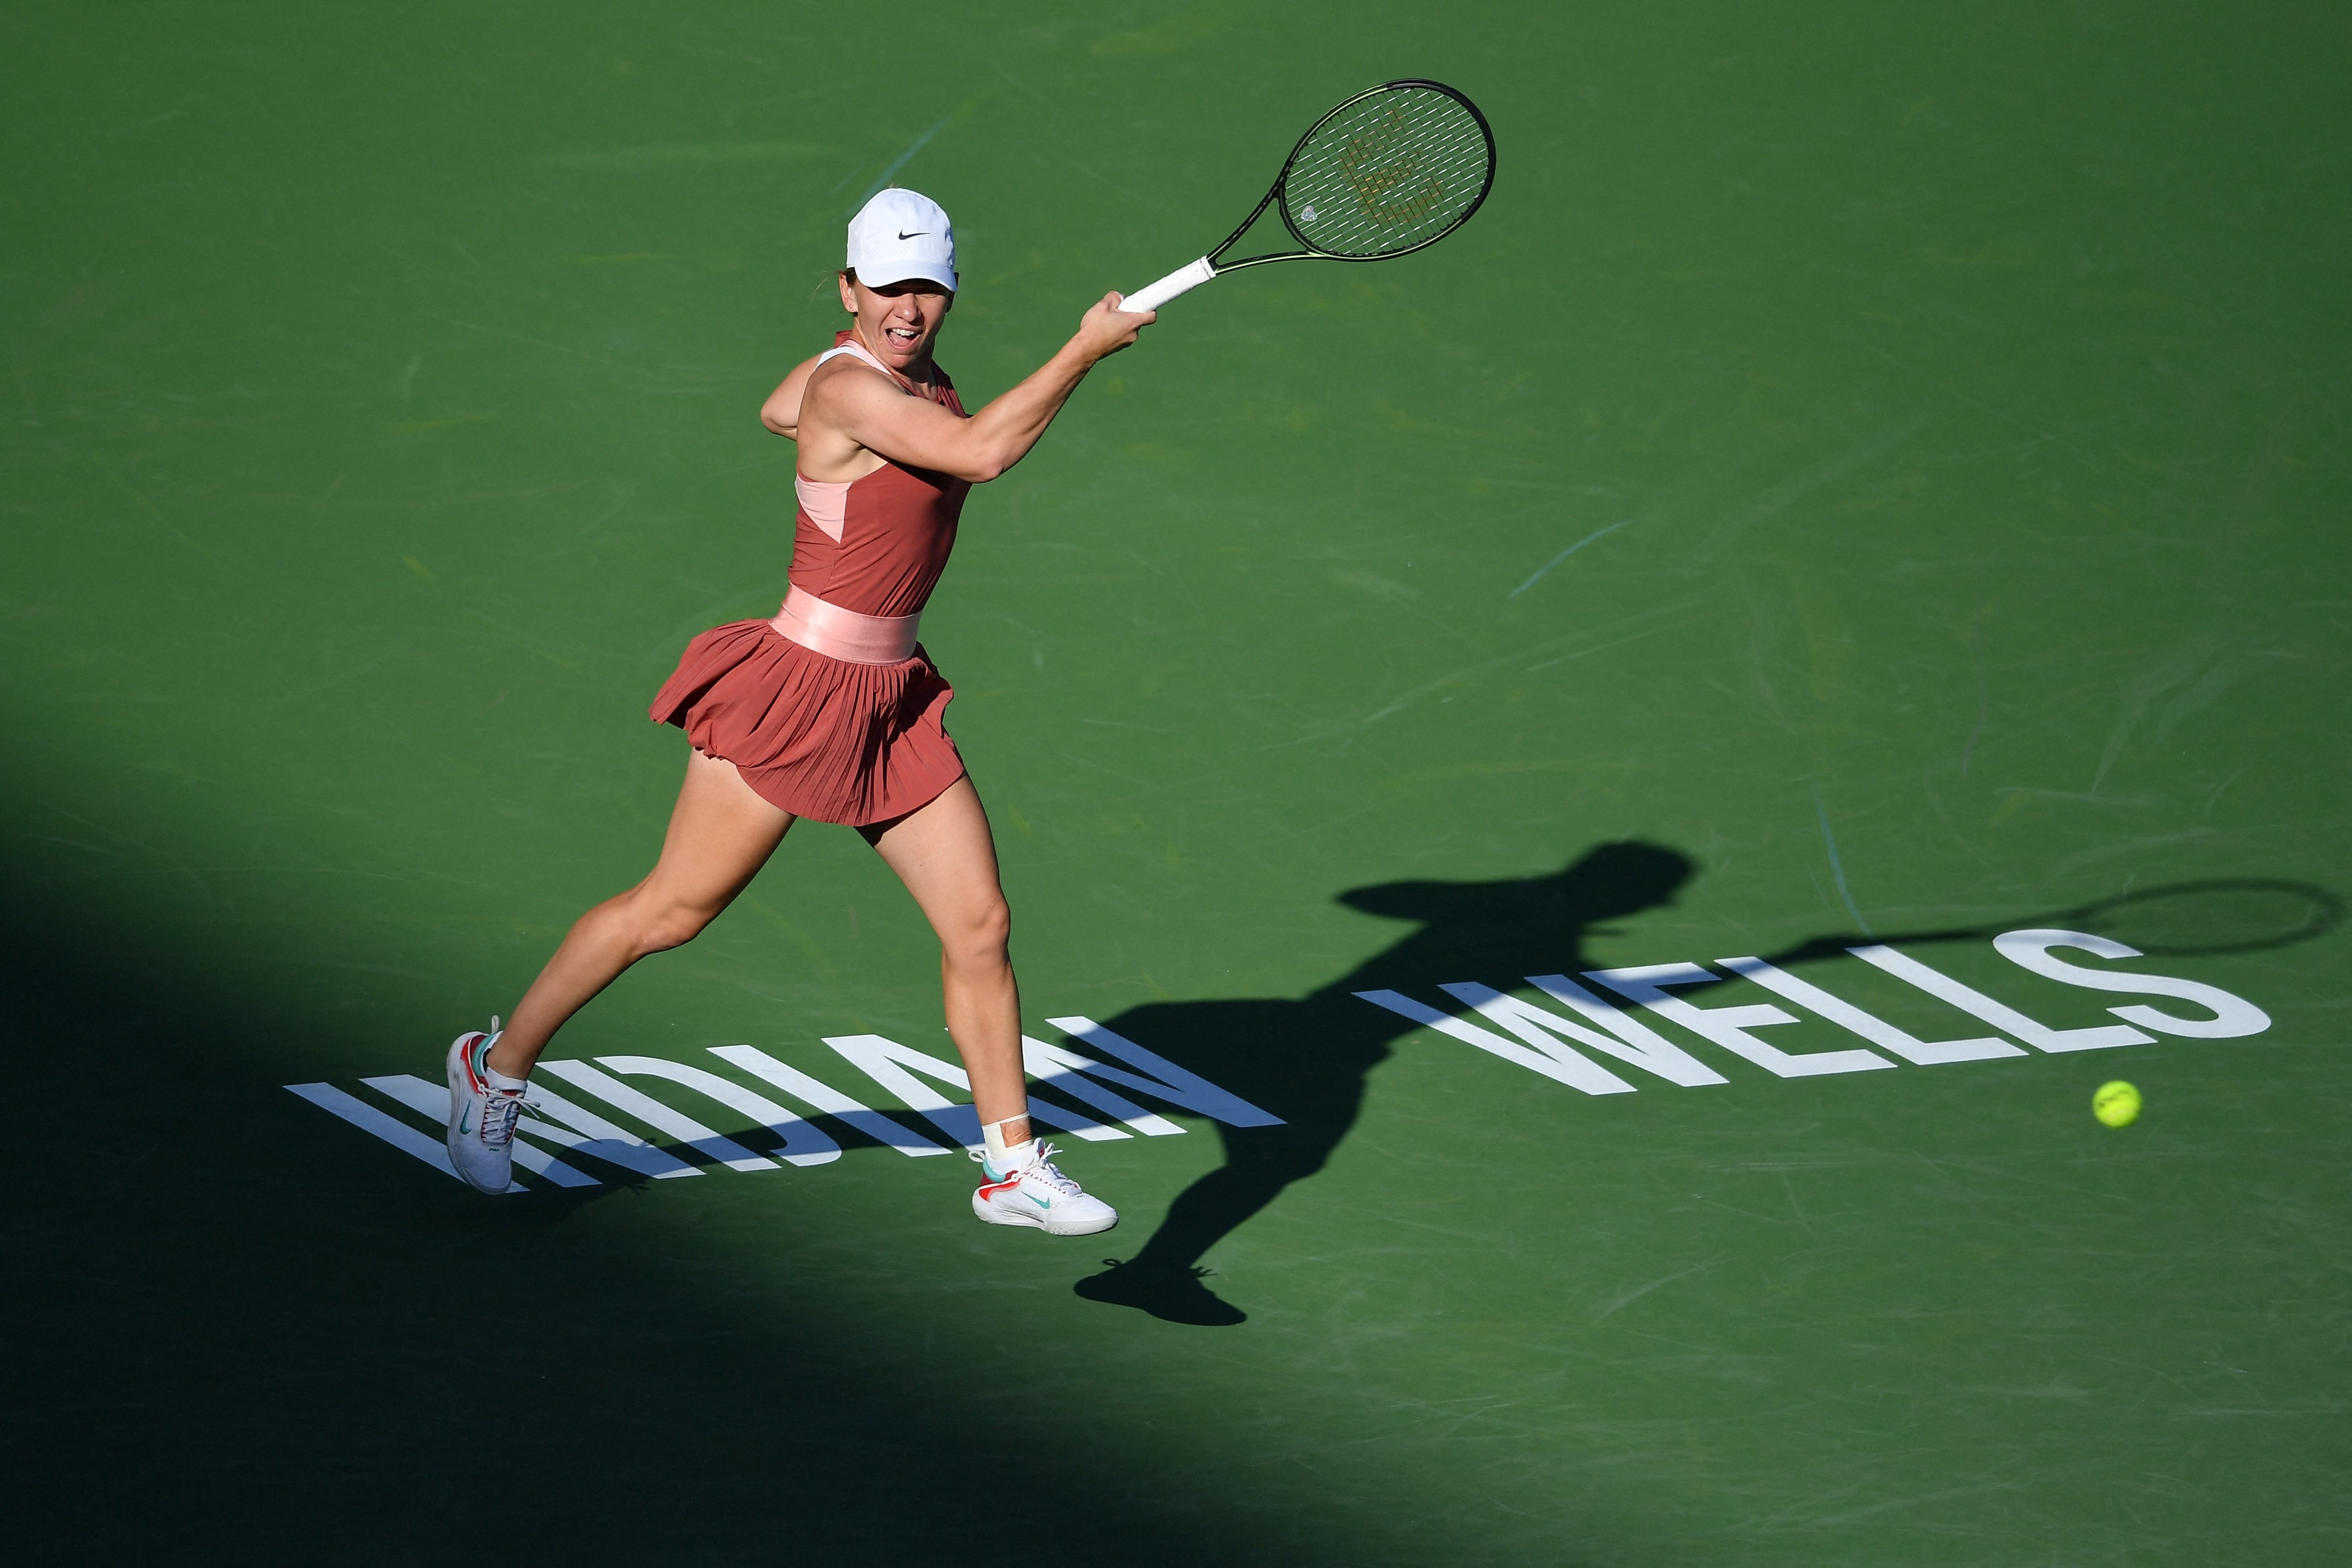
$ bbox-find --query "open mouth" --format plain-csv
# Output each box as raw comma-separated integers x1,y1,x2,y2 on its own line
885,327,920,345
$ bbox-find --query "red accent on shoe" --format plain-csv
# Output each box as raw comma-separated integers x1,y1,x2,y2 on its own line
458,1034,490,1092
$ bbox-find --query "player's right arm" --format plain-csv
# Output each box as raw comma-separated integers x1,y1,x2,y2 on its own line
815,296,1153,483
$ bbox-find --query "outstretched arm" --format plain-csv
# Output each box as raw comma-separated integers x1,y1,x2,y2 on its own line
760,352,826,439
809,295,1154,483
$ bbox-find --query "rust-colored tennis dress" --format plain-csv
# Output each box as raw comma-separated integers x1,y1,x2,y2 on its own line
650,331,971,825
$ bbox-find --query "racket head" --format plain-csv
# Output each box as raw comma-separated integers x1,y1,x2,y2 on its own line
1272,80,1496,263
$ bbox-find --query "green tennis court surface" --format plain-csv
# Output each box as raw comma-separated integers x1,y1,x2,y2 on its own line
6,3,2347,1562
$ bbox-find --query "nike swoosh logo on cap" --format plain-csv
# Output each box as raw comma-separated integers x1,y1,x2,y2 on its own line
897,230,928,240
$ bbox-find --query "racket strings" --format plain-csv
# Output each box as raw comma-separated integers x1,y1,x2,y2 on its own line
1282,87,1492,258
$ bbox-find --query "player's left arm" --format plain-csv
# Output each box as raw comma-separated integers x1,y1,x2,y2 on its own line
760,352,827,439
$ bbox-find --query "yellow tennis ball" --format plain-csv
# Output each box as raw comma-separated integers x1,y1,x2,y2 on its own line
2092,1080,2141,1128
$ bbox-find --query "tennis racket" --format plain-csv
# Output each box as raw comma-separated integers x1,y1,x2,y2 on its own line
1118,80,1496,314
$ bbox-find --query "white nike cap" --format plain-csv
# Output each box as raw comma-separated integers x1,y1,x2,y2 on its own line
846,188,957,292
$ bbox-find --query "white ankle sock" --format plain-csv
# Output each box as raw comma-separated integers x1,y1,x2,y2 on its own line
981,1117,1030,1172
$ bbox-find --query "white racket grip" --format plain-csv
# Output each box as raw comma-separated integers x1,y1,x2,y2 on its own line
1119,256,1217,313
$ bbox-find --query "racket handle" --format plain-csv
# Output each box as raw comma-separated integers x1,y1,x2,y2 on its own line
1119,257,1216,313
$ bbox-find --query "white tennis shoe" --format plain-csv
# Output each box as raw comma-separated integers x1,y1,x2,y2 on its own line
971,1140,1118,1236
444,1021,528,1194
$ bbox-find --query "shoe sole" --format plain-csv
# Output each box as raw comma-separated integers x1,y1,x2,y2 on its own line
971,1192,1119,1237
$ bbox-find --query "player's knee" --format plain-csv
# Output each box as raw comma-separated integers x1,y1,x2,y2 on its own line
635,899,719,956
942,897,1012,969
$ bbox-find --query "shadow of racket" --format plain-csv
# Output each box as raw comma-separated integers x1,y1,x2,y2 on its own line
1766,878,2343,966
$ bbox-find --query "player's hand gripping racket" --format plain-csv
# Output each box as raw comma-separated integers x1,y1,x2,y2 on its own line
1119,79,1496,314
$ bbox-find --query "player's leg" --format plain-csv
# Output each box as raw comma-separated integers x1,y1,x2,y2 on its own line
860,777,1025,1135
864,776,1116,1235
445,748,793,1191
495,748,794,1072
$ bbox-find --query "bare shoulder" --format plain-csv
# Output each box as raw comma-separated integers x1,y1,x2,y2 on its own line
805,353,901,412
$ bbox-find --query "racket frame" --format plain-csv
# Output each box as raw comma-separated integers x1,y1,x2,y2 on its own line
1121,78,1496,312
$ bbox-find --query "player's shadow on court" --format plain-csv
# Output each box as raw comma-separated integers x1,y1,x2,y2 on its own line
1074,839,1695,1327
1072,852,2342,1326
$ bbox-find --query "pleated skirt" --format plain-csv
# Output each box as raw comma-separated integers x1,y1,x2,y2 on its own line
649,618,964,827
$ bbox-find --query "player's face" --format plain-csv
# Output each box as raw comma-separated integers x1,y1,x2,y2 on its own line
839,272,954,369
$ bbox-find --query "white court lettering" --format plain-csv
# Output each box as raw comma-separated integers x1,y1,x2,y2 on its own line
710,1044,954,1156
504,1081,706,1180
1849,945,2153,1052
1354,988,1638,1095
1991,930,2272,1039
596,1056,842,1166
824,1034,1129,1150
1520,974,1731,1085
1021,1037,1188,1136
288,935,2280,1190
1585,964,1897,1078
1712,958,2024,1065
537,1060,781,1173
1044,1017,1287,1126
1441,981,1727,1086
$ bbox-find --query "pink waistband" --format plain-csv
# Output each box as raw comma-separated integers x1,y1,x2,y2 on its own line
770,585,920,664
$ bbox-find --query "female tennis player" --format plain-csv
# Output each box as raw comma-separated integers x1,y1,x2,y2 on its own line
443,188,1153,1233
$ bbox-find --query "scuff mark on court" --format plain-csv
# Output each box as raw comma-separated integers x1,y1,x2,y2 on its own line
1591,1255,1720,1322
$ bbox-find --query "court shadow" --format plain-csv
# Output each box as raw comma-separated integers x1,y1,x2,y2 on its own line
1072,856,2341,1327
0,870,1284,1565
1074,840,1695,1327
